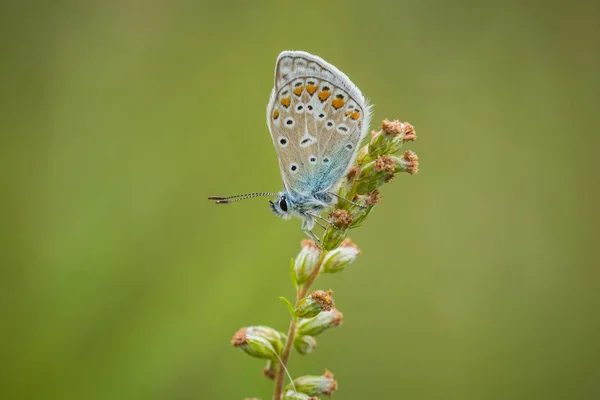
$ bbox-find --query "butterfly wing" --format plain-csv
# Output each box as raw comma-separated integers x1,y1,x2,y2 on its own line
266,51,372,200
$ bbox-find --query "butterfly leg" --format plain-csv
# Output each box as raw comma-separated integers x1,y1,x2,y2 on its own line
327,192,367,209
302,218,323,247
306,212,339,230
305,229,323,248
312,218,328,230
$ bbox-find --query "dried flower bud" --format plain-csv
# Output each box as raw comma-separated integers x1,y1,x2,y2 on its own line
288,370,338,397
366,119,401,157
231,326,284,360
322,238,360,274
383,119,416,140
399,150,419,174
374,155,396,173
368,120,416,157
297,308,343,336
402,122,416,141
388,122,416,151
294,240,321,285
295,290,335,318
346,165,359,181
283,391,319,400
365,190,381,206
329,209,353,229
389,150,419,175
293,334,317,355
354,156,396,194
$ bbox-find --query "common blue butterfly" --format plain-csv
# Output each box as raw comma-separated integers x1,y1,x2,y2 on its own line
209,51,372,243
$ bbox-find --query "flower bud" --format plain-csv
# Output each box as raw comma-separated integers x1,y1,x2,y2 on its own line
357,160,379,192
322,224,348,251
262,359,278,380
355,144,370,165
350,191,380,228
355,156,396,194
248,326,285,354
293,334,317,355
288,369,338,397
283,391,319,400
329,209,352,229
367,129,388,157
322,238,360,274
374,155,397,174
365,190,381,206
297,308,343,336
231,326,284,361
348,207,371,229
294,240,321,285
397,121,417,141
391,150,419,175
295,290,335,318
368,120,417,158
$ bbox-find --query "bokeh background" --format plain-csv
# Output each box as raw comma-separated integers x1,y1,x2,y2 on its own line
2,1,599,399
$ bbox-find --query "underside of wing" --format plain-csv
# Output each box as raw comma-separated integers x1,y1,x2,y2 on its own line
266,51,372,199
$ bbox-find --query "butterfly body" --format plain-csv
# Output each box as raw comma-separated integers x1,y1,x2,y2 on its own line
269,190,334,231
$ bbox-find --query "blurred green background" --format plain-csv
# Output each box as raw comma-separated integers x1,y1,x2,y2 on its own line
2,1,599,399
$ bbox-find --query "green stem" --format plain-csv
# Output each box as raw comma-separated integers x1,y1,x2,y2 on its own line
272,250,328,400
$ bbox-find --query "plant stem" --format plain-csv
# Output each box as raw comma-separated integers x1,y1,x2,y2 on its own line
273,250,328,400
273,319,296,400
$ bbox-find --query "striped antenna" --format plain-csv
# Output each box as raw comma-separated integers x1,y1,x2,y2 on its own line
208,192,277,204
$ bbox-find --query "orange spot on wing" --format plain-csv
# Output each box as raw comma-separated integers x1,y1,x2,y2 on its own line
318,90,331,102
273,109,279,119
293,86,304,96
345,110,352,116
280,97,291,108
351,111,360,120
306,84,318,95
332,98,345,109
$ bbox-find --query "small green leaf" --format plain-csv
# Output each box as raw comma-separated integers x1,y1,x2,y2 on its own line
279,296,296,319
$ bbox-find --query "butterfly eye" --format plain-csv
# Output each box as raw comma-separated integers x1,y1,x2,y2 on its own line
279,197,288,212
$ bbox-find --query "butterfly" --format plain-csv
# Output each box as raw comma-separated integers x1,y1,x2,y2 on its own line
209,51,372,244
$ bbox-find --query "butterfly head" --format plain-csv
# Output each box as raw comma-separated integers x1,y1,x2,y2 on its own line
269,191,293,220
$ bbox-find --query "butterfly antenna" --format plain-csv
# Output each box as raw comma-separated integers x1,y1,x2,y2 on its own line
208,192,277,204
